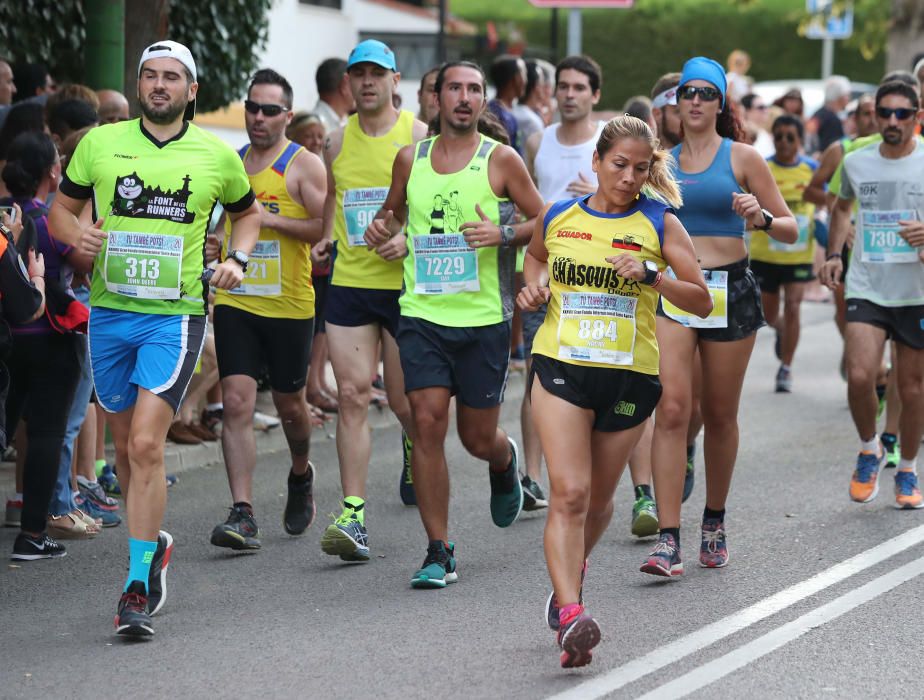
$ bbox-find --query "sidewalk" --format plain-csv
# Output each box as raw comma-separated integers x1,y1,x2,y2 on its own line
0,369,529,494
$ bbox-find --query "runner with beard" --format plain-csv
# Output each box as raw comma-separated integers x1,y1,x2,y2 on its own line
50,41,261,637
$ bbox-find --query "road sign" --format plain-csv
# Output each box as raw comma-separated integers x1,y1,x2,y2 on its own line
805,0,853,40
528,1,634,7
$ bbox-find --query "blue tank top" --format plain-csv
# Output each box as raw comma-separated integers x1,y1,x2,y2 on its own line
670,138,744,238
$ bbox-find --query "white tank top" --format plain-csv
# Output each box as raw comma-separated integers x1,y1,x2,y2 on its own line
533,121,604,202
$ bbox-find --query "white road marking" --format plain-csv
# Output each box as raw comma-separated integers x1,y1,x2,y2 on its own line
546,524,924,700
637,553,924,699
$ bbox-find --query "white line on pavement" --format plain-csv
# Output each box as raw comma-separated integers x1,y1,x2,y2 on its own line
636,553,924,699
546,523,924,700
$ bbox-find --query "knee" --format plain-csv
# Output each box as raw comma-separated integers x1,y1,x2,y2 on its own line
411,406,447,442
127,431,163,467
898,376,924,404
655,394,690,432
846,362,876,390
551,483,590,517
222,389,254,421
337,381,370,416
700,404,738,433
586,496,614,521
459,429,494,461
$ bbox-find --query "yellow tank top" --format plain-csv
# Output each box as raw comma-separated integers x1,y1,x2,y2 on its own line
750,155,817,266
331,110,416,290
216,140,314,319
532,194,668,374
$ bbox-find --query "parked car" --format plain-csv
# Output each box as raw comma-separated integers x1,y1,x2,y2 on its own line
750,79,877,118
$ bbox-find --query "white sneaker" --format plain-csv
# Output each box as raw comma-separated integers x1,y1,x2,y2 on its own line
253,411,280,431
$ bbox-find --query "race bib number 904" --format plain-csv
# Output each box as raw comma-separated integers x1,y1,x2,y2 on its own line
343,187,388,247
104,230,183,299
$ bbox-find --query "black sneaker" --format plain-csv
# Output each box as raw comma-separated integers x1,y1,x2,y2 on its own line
11,532,67,561
210,505,261,550
147,530,174,616
115,581,154,637
283,462,316,535
489,437,524,528
521,475,548,511
399,430,416,506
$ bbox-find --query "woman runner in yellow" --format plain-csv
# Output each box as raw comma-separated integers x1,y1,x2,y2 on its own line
518,115,712,668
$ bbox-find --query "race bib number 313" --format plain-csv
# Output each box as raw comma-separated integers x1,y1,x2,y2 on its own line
412,233,479,295
557,292,637,365
104,230,183,299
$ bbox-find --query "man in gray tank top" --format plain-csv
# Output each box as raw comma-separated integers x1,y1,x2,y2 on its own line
821,80,924,510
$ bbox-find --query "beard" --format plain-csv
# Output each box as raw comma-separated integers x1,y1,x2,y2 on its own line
659,114,682,149
139,92,188,125
881,127,903,145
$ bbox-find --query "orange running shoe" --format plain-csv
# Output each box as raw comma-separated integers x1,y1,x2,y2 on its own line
894,470,924,509
849,450,885,503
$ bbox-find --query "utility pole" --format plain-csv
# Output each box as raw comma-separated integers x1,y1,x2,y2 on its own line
84,0,125,91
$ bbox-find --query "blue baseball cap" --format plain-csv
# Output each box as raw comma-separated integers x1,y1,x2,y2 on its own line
347,40,397,72
679,56,727,108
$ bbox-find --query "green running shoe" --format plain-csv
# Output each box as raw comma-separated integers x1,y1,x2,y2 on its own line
881,435,900,469
411,540,458,589
321,502,370,562
489,437,524,528
631,493,659,537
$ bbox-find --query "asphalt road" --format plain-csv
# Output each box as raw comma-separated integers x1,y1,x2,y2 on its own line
3,301,924,699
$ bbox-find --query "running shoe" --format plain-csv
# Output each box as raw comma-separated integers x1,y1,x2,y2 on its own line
546,559,588,632
682,444,695,504
115,581,154,637
10,532,67,561
881,435,900,469
849,450,886,503
4,498,22,527
410,540,457,589
894,470,924,510
253,411,280,431
631,492,659,538
489,437,524,528
210,505,261,550
557,607,601,669
283,462,316,535
75,494,122,527
321,507,370,562
98,465,121,496
399,430,416,506
775,365,792,393
639,532,683,577
699,518,729,568
147,530,174,616
77,479,120,510
521,475,548,511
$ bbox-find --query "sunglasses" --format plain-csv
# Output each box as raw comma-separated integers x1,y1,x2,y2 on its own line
244,99,287,117
678,85,721,102
773,132,797,143
876,107,915,121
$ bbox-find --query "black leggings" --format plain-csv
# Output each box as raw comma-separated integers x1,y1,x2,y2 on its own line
5,333,82,533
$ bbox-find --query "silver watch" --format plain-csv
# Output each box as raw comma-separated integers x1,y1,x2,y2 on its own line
226,249,249,272
500,225,516,247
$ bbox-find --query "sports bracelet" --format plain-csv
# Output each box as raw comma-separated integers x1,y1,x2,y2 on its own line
825,253,841,261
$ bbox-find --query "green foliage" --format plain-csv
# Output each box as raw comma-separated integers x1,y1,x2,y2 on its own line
454,0,886,110
0,0,86,82
169,0,273,113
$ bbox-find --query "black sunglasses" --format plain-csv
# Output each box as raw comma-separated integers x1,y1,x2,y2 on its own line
678,85,721,102
773,132,797,143
876,107,915,121
244,99,287,117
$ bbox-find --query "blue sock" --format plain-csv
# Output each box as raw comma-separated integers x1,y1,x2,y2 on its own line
125,538,159,593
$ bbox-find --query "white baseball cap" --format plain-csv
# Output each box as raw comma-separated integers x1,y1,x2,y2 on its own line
138,40,198,120
138,40,197,81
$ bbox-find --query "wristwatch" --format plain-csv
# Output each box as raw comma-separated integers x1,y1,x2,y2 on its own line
226,249,249,272
641,260,660,286
754,208,774,231
500,225,516,247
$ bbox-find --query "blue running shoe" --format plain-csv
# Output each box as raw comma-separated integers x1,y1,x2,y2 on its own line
411,540,457,589
894,470,924,510
76,495,121,527
640,532,683,577
546,559,587,631
98,465,121,496
699,518,729,568
489,437,524,528
850,450,886,503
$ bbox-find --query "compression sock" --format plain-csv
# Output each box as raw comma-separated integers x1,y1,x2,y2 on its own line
125,538,159,593
343,496,365,525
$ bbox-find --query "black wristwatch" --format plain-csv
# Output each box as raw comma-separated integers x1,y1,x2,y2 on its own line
226,249,249,272
641,260,660,286
754,208,774,231
500,225,516,247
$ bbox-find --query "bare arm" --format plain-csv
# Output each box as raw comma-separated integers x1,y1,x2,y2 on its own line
316,128,344,264
803,141,842,207
262,149,327,244
819,195,853,289
733,143,798,244
48,191,106,255
518,202,552,311
655,214,713,318
209,199,261,290
524,131,542,184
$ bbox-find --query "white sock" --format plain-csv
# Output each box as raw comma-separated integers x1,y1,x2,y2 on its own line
898,458,917,473
76,475,98,488
860,435,880,454
206,402,223,411
780,364,791,372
